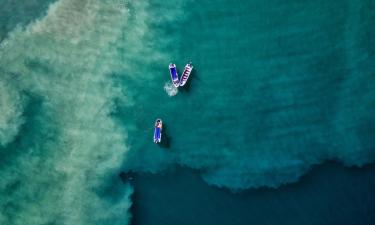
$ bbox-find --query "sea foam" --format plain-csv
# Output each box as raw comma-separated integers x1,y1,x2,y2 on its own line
164,82,179,96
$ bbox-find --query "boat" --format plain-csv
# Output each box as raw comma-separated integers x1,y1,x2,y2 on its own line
153,119,162,143
169,63,180,87
179,62,193,86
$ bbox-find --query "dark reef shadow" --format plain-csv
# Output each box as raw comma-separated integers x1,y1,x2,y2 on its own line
129,176,140,225
158,123,171,149
119,171,136,184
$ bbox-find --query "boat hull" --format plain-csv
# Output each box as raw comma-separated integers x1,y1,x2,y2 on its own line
154,119,162,143
179,62,193,87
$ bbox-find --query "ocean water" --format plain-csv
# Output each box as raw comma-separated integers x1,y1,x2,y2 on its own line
0,0,374,225
121,0,375,189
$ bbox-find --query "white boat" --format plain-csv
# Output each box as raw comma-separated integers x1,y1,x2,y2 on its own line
179,62,193,86
153,119,162,143
169,63,180,87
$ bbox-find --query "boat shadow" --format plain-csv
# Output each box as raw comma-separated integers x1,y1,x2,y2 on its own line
179,69,199,93
159,123,171,149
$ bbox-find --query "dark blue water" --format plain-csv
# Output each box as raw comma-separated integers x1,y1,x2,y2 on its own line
130,163,375,225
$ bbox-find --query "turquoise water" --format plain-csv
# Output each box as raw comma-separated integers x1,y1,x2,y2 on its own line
121,0,375,189
0,0,374,224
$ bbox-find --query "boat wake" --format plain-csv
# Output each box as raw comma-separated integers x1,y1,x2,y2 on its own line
164,82,178,96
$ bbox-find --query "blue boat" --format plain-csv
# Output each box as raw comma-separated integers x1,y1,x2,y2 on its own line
169,63,180,87
153,119,162,143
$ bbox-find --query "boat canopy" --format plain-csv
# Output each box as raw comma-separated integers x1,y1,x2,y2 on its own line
170,67,178,80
